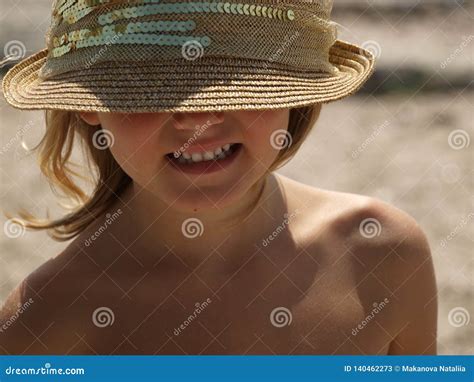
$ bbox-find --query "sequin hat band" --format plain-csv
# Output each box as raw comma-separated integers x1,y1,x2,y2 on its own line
2,0,376,113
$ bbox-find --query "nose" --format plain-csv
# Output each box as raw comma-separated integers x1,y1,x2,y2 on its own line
172,111,224,131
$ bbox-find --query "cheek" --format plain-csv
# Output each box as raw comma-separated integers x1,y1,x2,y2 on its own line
109,136,157,179
243,110,289,163
100,115,164,178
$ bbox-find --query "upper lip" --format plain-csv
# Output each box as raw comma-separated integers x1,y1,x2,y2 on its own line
166,139,239,156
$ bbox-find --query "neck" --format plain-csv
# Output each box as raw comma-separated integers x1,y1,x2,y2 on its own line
117,174,275,264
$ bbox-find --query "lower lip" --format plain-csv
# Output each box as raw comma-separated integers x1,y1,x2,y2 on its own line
166,144,243,175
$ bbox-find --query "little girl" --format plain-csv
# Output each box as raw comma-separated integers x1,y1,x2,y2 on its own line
1,0,437,355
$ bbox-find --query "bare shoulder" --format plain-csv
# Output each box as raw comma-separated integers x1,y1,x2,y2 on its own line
331,191,437,354
276,173,433,261
0,231,103,354
276,173,438,354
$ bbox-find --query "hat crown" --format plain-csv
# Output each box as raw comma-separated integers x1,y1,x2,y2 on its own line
47,0,335,38
3,0,376,114
41,0,339,80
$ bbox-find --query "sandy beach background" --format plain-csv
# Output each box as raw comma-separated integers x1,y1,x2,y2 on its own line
0,0,472,354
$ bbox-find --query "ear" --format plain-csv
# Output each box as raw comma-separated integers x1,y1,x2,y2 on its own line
78,112,101,126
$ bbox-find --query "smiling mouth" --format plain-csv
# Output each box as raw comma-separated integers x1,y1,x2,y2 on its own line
165,143,242,165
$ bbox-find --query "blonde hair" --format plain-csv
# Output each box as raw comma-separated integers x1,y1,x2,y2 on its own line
4,104,322,241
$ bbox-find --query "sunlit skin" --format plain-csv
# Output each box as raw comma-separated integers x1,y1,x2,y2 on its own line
0,109,437,355
85,110,286,213
79,109,290,259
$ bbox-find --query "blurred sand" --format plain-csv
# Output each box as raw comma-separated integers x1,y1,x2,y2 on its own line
1,0,472,354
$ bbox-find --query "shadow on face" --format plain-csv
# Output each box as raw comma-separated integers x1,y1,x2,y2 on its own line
78,109,290,212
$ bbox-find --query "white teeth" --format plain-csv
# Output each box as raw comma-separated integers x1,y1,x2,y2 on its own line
191,152,203,162
172,143,237,164
203,151,214,160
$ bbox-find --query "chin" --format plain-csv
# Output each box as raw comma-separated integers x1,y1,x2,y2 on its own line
161,186,245,213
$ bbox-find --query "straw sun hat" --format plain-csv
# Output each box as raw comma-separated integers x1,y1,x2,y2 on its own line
2,0,376,113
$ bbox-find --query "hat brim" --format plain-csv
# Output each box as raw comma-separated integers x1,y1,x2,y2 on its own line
2,40,375,113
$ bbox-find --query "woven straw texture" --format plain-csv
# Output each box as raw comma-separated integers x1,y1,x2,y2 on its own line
2,0,376,113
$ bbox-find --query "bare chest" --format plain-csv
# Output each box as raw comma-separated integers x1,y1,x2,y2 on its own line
75,246,394,355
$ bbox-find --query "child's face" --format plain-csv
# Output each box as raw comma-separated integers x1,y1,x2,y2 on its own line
79,109,290,211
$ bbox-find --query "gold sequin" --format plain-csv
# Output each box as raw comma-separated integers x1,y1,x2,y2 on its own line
51,1,296,57
249,4,256,16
